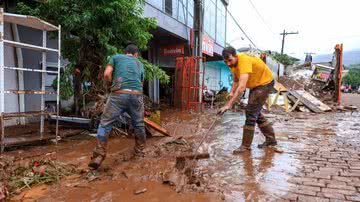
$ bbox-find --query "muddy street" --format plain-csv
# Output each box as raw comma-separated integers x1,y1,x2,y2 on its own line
1,110,359,201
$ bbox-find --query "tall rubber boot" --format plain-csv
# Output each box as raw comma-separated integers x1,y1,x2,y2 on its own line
258,122,277,148
134,134,145,158
233,126,255,154
88,140,107,169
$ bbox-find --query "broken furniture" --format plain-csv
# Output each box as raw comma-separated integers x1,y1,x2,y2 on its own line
287,90,332,113
266,82,289,112
0,9,62,152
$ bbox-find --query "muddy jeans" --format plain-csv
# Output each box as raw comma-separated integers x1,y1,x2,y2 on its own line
96,93,145,143
245,80,275,127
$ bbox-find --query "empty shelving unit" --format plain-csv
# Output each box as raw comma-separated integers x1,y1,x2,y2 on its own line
0,8,62,152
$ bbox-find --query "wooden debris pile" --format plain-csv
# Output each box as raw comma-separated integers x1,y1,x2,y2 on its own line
0,156,78,200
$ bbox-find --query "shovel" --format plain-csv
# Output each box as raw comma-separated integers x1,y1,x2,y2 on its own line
175,115,221,170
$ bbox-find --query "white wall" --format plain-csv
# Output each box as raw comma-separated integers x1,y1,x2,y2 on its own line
2,24,61,126
3,22,19,126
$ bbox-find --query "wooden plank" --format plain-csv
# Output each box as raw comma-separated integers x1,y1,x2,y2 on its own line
284,93,289,112
294,90,331,111
289,91,325,113
289,97,301,112
144,118,171,137
274,82,287,92
176,153,210,159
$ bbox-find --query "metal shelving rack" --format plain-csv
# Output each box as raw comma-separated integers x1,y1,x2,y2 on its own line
0,9,61,152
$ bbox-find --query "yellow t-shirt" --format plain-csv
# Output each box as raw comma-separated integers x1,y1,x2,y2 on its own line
230,53,273,89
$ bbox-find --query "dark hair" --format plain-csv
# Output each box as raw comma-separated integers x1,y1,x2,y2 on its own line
222,46,237,59
124,44,139,55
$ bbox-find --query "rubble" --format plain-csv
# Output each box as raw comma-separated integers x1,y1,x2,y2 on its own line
133,188,147,195
275,61,343,113
0,156,78,200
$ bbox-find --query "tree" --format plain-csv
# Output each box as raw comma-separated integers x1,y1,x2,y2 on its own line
16,0,169,113
343,64,360,87
266,51,300,66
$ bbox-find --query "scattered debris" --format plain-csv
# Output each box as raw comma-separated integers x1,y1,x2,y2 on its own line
165,137,188,145
133,188,147,195
0,156,78,200
144,118,171,137
344,105,358,111
288,90,331,113
0,182,8,201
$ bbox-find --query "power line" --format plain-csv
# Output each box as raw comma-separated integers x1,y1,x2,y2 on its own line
227,10,259,50
248,0,274,35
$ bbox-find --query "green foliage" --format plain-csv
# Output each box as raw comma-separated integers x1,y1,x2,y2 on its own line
348,64,360,69
343,65,360,86
139,58,170,84
16,0,169,99
267,51,300,66
52,65,75,100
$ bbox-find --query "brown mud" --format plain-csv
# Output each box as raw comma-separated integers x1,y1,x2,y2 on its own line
2,109,360,201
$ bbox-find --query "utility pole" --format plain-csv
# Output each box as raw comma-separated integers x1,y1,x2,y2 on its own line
280,29,298,55
193,0,203,57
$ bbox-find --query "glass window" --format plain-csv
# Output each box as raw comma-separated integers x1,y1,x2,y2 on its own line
178,0,186,23
165,0,173,15
188,0,194,16
187,0,193,28
216,0,226,46
147,0,163,10
204,0,216,39
172,0,178,18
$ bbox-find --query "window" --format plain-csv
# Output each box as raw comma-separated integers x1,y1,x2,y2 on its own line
165,0,173,15
204,0,216,39
187,0,194,28
147,0,163,10
216,0,226,46
178,0,186,24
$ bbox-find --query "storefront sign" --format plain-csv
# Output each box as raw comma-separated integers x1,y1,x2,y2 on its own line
161,45,184,56
202,34,214,57
312,64,334,82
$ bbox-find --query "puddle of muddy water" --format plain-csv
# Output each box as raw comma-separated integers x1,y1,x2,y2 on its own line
196,112,300,201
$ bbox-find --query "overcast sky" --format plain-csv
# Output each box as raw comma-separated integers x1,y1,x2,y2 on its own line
227,0,360,59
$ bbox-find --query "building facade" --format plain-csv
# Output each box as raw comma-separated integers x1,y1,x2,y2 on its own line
143,0,229,104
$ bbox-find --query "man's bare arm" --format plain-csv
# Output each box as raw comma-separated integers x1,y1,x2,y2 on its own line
226,74,249,107
230,72,239,97
103,64,114,82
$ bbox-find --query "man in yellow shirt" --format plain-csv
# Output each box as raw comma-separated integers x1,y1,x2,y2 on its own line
217,46,277,154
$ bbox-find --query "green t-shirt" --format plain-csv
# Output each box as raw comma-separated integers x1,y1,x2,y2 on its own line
108,54,144,92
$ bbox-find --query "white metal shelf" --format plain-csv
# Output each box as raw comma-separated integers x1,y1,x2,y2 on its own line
4,90,57,95
4,40,58,53
1,111,55,118
3,66,58,74
0,8,62,152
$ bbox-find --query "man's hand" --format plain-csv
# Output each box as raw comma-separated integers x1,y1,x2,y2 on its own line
228,91,234,99
217,105,231,116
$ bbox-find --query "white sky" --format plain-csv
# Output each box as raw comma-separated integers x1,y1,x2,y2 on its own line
227,0,360,59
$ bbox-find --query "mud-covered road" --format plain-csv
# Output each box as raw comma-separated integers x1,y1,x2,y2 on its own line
4,110,360,202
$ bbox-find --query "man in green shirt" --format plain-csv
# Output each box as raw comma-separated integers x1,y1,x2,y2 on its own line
89,44,145,169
